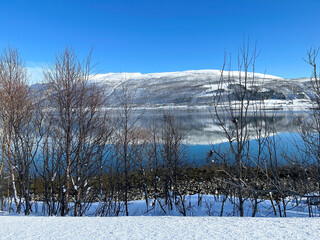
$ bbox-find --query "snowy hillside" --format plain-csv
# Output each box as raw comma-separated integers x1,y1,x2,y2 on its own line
32,69,315,110
89,70,314,110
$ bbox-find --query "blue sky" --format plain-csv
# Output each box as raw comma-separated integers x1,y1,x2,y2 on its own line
1,0,320,81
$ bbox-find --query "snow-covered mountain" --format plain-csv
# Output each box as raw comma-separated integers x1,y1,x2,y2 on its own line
89,70,314,109
32,69,315,110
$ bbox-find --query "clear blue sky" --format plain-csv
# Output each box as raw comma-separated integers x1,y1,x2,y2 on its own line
1,0,320,81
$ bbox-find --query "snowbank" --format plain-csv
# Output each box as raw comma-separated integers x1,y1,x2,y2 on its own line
0,216,319,240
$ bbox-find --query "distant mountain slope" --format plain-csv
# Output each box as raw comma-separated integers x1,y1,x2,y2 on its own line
32,70,315,109
90,70,313,108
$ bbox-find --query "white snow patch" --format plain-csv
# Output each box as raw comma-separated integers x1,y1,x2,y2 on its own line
0,216,319,240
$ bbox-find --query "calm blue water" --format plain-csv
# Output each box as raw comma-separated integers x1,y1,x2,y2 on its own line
31,111,310,170
138,110,306,166
188,132,305,166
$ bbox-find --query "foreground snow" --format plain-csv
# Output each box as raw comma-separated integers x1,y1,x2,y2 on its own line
1,194,320,239
1,216,319,239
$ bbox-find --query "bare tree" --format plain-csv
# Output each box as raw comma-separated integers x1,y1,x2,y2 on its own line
0,47,29,213
298,48,320,196
114,81,144,216
44,47,108,216
210,39,259,216
160,111,188,213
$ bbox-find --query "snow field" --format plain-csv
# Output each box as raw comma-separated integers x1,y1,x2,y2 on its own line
0,216,319,240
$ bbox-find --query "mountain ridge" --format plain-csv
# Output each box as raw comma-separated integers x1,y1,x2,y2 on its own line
33,69,314,110
91,69,312,109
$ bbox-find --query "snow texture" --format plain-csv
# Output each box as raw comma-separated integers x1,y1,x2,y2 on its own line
1,194,320,239
0,216,319,240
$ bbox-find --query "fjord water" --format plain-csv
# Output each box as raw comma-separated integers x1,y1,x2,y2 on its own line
137,109,306,166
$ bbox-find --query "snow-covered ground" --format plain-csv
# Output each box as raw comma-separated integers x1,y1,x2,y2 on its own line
1,194,316,218
0,216,319,239
0,194,320,239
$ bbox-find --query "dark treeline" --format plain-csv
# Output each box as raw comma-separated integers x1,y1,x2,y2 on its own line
0,44,320,217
